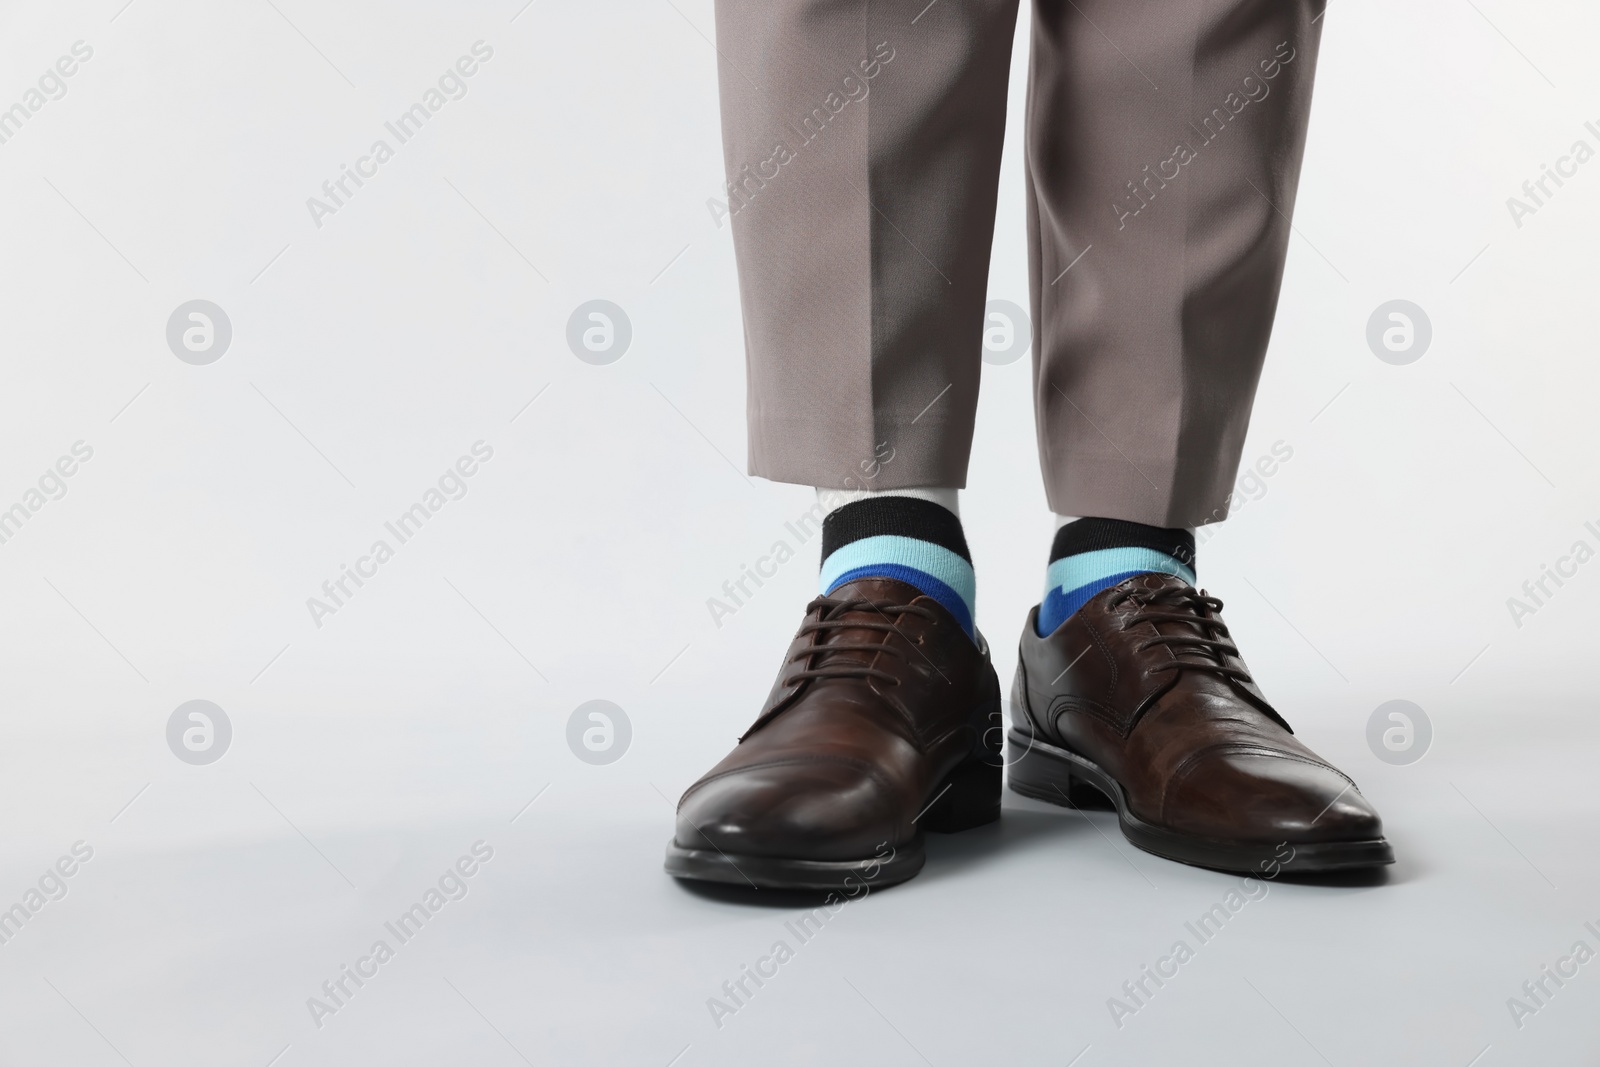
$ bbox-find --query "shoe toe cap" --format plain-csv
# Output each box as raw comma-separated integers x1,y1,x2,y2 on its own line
1164,753,1385,844
675,759,901,861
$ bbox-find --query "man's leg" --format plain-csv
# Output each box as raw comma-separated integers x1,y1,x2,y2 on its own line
667,0,1021,890
714,0,1020,489
1027,0,1323,524
1013,0,1395,873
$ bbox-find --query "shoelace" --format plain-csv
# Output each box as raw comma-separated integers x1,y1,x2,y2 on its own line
784,595,935,686
1109,583,1254,684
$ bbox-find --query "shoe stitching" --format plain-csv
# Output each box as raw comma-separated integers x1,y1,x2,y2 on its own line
1048,694,1124,738
1038,617,1126,737
1083,615,1121,702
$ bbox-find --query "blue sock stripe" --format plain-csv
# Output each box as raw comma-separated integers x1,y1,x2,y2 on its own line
826,564,974,637
1039,571,1151,633
819,534,977,638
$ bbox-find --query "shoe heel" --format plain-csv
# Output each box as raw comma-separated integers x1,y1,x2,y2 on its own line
1063,769,1115,811
1006,733,1115,811
920,756,1001,834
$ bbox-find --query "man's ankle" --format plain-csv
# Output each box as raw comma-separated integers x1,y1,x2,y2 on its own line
1037,516,1195,636
817,491,975,640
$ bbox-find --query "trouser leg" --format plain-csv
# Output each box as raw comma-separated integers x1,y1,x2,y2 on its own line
715,0,1022,489
1026,0,1327,527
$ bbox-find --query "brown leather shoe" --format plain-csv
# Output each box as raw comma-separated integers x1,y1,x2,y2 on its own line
665,578,1002,890
1010,572,1393,873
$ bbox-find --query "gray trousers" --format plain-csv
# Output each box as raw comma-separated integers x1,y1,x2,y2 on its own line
715,0,1326,527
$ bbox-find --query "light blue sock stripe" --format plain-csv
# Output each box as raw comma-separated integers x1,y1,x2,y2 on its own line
820,536,975,612
1037,547,1195,637
1043,546,1194,595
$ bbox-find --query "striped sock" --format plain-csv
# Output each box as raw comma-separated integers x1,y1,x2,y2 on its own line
1036,517,1195,636
819,496,976,640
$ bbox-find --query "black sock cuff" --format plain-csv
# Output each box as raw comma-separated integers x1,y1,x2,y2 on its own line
1050,517,1195,569
820,497,970,564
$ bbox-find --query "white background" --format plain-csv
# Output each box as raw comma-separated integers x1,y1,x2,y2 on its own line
0,0,1597,1063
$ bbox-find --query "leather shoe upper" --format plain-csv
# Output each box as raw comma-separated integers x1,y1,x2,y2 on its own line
675,578,997,860
1013,572,1383,844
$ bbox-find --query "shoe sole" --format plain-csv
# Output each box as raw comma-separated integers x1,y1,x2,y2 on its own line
665,745,1003,892
1007,729,1395,874
663,840,929,892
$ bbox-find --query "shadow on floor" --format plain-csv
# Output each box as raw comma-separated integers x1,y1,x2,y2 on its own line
918,803,1096,884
